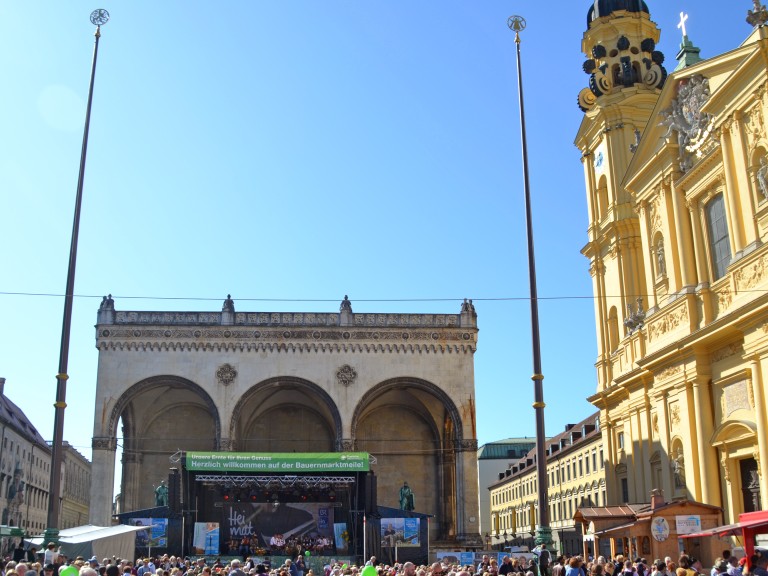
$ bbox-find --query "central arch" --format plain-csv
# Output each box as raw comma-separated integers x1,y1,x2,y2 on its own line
230,376,342,452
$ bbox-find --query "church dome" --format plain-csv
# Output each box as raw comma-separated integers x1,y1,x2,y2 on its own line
587,0,650,27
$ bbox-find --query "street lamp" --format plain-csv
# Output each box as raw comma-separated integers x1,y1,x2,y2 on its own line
507,14,552,549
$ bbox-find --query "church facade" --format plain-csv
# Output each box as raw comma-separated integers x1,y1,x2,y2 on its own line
89,296,482,547
576,0,768,524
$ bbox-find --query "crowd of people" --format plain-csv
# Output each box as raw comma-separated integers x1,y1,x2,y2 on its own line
2,548,768,576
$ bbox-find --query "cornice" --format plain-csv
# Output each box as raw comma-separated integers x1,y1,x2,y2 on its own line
96,305,478,355
96,325,477,355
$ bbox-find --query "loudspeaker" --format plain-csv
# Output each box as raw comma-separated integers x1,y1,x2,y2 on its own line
364,473,377,516
168,470,181,513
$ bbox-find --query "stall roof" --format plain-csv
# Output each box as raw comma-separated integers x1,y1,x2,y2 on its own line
28,524,148,546
594,517,649,536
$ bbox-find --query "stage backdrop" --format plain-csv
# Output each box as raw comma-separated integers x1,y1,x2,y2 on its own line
224,502,336,548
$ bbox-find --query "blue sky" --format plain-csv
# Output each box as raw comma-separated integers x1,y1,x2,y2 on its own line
0,1,752,465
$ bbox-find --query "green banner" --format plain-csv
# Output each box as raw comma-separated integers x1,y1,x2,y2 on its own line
186,452,370,472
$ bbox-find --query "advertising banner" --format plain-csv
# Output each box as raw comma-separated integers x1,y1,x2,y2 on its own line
675,515,702,535
187,452,370,473
193,522,220,555
380,518,420,548
334,523,350,552
128,518,168,547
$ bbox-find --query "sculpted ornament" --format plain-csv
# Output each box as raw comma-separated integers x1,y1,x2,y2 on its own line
756,155,768,200
216,363,238,386
659,75,714,172
670,404,681,427
336,364,358,387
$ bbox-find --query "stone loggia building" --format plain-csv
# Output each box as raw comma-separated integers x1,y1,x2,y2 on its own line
89,295,482,547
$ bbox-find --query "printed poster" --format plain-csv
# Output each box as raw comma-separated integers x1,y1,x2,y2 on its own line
380,518,420,548
129,518,168,547
193,522,220,555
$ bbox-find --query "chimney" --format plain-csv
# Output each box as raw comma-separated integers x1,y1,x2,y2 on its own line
0,377,5,396
650,488,665,510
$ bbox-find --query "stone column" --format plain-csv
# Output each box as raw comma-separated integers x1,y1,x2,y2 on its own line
687,200,709,284
691,375,721,506
671,180,697,288
89,437,117,526
454,438,481,545
720,122,745,252
750,357,768,508
121,451,143,513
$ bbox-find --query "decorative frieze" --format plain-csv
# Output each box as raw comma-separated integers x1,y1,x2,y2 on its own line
656,364,682,381
712,343,743,363
455,438,479,452
92,437,117,451
721,379,751,416
648,303,689,341
112,310,463,329
735,252,768,291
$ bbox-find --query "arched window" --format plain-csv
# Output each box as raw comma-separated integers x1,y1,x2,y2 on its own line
653,232,666,277
597,176,609,220
705,193,731,280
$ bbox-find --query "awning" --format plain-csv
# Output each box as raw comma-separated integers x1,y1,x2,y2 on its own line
594,518,649,537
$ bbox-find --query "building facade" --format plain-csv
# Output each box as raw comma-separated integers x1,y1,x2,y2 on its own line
576,0,768,525
0,377,52,535
488,413,605,555
60,441,91,529
89,296,482,547
477,438,537,538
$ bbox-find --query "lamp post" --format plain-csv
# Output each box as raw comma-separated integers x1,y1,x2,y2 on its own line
507,14,553,550
44,8,109,545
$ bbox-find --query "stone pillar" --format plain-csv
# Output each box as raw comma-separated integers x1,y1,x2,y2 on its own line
671,180,697,288
691,375,721,506
720,122,745,252
121,451,143,513
750,357,768,508
89,437,117,526
687,200,709,284
454,438,481,545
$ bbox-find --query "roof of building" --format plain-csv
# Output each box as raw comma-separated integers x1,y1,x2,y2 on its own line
0,388,49,448
478,438,538,460
587,0,650,27
489,411,601,486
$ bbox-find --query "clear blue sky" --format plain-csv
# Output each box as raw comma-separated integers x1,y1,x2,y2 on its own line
0,1,751,464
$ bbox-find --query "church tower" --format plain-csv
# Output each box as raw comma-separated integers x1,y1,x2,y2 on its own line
575,0,667,393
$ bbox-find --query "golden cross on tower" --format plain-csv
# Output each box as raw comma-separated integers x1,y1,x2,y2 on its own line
677,11,689,38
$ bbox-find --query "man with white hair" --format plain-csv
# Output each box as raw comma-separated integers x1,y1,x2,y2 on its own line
80,568,99,576
230,561,246,576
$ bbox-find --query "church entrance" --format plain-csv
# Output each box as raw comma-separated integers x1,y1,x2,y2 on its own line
740,457,761,513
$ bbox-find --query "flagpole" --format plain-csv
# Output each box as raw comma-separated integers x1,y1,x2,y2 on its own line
44,8,109,545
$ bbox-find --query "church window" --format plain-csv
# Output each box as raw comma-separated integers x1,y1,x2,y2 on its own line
705,193,731,280
621,478,629,503
617,432,625,449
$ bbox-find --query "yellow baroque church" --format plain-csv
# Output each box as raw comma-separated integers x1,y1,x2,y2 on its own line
576,0,768,526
